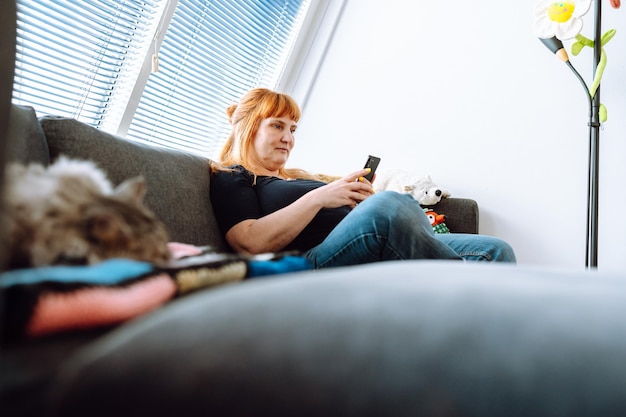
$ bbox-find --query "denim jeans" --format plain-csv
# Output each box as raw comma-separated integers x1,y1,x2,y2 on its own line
304,191,516,269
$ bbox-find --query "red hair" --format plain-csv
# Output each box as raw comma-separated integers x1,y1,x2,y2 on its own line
218,88,313,179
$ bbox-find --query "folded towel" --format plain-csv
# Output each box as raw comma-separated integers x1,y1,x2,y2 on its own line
0,244,311,342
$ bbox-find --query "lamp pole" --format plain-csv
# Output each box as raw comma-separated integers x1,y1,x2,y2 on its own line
586,0,602,268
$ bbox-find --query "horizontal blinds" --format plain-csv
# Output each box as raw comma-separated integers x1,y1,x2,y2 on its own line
125,0,309,158
11,0,310,157
13,0,160,127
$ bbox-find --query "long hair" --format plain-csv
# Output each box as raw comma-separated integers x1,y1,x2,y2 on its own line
215,88,317,180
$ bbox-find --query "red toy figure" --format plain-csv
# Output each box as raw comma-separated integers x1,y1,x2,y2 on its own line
424,209,450,234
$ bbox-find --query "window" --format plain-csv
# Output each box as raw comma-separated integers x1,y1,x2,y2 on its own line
13,1,162,126
12,0,317,158
125,0,311,158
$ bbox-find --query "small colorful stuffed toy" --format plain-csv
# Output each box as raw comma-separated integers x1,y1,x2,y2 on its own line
423,209,450,234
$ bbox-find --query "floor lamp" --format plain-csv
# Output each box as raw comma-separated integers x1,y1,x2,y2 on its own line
534,0,618,268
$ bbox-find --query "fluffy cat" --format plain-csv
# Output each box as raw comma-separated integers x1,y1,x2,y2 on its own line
2,156,171,269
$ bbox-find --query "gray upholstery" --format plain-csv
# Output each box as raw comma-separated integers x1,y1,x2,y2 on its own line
45,262,626,416
6,105,50,166
38,115,230,250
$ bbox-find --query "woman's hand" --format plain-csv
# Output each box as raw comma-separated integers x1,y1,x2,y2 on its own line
310,168,376,209
226,169,374,254
610,0,620,9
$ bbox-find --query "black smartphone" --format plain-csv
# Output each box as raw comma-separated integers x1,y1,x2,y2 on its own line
362,155,381,182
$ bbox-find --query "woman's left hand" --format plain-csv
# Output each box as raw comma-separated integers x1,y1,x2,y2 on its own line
345,168,377,206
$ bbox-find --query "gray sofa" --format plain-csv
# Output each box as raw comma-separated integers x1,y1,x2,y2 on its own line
5,109,626,417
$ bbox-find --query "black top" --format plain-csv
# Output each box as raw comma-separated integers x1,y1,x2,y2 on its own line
210,165,350,252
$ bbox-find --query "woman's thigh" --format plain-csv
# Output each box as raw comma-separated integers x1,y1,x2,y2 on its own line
305,191,462,268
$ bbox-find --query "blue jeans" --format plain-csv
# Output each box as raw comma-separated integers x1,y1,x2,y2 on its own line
304,191,516,269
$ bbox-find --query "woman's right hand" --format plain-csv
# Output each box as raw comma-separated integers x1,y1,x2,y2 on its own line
310,168,376,209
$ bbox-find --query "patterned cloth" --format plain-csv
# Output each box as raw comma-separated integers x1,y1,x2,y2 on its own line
0,243,311,342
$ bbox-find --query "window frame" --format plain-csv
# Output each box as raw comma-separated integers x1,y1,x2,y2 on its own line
277,0,347,110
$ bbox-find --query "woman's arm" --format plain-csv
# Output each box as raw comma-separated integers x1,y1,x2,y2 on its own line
226,169,375,254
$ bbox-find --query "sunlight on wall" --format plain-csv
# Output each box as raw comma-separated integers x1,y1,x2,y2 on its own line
291,0,626,270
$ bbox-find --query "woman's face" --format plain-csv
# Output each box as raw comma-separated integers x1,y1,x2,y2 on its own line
251,116,297,174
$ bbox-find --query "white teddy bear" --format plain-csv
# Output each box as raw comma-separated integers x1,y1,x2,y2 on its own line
374,170,451,205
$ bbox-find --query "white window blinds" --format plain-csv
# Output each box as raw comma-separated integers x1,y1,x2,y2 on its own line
12,0,161,127
12,0,311,158
125,0,310,158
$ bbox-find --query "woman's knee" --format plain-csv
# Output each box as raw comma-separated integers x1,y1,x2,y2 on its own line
477,236,516,262
491,238,516,262
360,191,431,233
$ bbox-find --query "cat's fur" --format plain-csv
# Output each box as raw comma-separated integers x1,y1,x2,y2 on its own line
2,156,171,269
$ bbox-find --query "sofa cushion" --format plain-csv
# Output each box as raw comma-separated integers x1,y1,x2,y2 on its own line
44,261,626,416
39,116,229,250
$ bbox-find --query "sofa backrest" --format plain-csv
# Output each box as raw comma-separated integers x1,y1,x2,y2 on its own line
5,104,229,251
6,105,50,166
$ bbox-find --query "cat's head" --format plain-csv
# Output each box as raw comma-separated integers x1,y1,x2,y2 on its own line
30,175,172,267
5,157,173,268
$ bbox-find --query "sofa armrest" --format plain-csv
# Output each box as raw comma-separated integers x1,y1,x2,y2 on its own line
421,197,479,234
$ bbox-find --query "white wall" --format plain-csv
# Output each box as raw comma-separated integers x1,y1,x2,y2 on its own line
289,0,626,271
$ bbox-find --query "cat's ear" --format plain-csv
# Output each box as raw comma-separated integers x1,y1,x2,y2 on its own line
114,176,146,203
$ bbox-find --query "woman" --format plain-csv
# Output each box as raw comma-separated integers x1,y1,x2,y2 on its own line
210,88,515,268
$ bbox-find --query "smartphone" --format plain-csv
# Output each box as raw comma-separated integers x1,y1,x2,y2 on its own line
362,155,381,182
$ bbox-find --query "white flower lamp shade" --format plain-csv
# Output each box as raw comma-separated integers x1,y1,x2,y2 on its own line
533,0,592,40
534,1,592,62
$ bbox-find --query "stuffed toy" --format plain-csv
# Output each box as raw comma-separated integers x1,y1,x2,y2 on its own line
423,209,450,234
374,170,450,205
